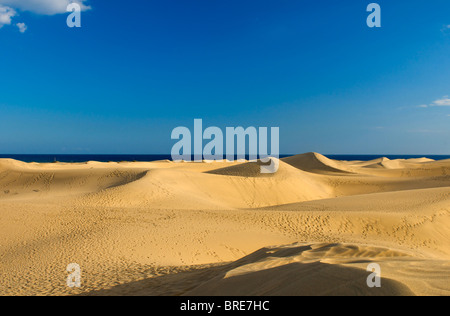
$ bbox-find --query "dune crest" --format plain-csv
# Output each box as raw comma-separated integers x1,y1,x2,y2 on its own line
282,152,355,174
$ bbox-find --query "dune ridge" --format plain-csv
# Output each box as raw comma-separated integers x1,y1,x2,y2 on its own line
0,153,449,296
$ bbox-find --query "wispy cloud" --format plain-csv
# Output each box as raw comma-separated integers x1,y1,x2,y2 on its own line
418,96,450,108
0,0,91,31
0,0,91,15
432,96,450,106
407,128,445,134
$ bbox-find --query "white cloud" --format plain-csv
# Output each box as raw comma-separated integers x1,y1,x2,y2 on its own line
418,96,450,108
432,96,450,107
0,1,91,31
16,21,26,32
0,0,90,15
0,5,16,28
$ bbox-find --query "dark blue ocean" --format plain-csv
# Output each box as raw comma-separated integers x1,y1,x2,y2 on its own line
0,154,449,163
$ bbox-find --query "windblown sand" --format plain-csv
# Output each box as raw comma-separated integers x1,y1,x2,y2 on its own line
0,153,449,296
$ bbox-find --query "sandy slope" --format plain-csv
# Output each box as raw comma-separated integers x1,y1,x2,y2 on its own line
0,153,449,296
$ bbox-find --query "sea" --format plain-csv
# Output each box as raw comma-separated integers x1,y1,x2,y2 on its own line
0,154,449,163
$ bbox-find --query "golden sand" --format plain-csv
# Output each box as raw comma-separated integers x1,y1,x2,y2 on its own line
0,153,449,296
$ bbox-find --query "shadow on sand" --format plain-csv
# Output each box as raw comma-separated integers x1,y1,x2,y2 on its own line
79,244,414,296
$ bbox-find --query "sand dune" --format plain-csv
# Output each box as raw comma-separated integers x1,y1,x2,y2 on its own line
0,153,449,296
282,152,355,174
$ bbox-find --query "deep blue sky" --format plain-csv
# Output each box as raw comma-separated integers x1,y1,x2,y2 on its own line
1,0,450,154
